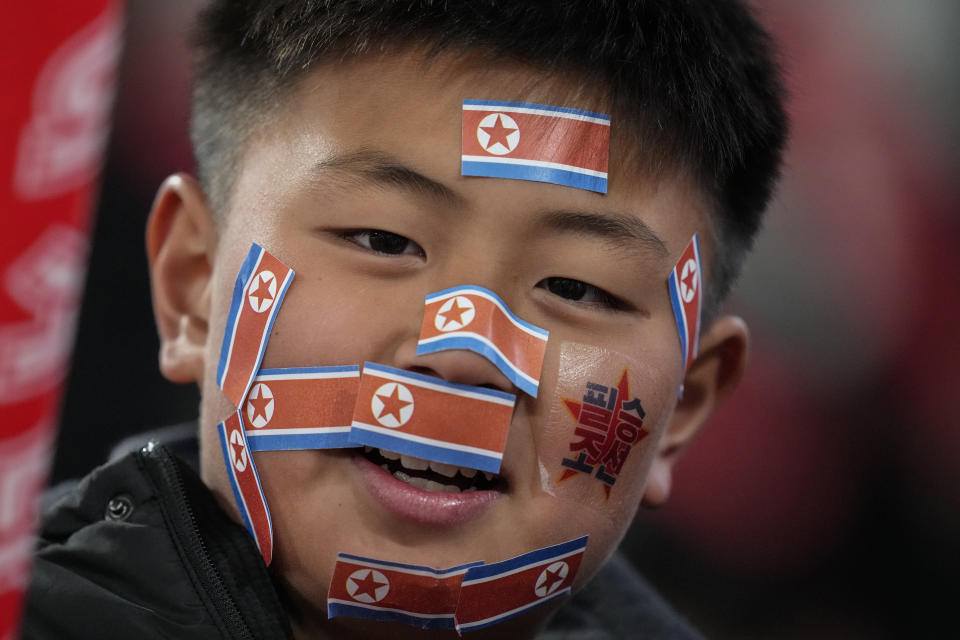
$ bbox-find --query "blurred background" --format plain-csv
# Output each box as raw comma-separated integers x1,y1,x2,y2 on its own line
53,1,960,637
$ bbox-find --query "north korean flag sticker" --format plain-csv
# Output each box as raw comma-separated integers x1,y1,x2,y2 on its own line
371,382,415,428
476,113,520,155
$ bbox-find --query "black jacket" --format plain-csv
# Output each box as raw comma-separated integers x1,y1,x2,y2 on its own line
22,443,702,639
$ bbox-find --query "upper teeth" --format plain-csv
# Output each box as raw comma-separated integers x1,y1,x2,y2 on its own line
381,449,492,481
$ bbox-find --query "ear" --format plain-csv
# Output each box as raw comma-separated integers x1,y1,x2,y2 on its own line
146,173,217,385
642,315,749,506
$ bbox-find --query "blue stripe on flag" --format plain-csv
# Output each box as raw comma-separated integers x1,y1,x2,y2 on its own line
327,601,455,630
257,364,359,378
461,160,607,194
336,553,482,575
246,431,355,451
361,362,516,403
216,243,263,386
461,535,588,583
348,426,503,474
462,99,610,122
415,336,538,397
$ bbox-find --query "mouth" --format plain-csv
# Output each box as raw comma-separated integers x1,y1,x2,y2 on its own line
360,446,504,493
352,446,506,527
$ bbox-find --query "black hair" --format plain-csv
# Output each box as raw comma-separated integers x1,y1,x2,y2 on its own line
190,0,787,317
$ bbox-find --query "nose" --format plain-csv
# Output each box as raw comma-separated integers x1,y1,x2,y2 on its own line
392,337,517,396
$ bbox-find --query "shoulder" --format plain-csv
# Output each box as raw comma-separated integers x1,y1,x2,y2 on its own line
542,552,703,640
21,443,289,640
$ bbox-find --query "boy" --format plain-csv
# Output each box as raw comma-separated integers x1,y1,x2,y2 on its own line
24,1,786,638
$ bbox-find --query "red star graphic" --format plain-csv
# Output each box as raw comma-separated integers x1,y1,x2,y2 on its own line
376,386,412,423
247,392,273,423
542,566,566,593
481,115,518,151
351,571,387,600
231,440,246,467
439,298,471,327
249,274,275,308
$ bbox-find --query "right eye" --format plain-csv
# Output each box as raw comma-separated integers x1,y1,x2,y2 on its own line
340,229,425,257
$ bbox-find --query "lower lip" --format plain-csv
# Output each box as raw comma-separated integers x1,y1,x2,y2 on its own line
352,454,502,527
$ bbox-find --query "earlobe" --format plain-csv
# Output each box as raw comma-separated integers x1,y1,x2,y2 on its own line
146,173,217,385
641,315,749,506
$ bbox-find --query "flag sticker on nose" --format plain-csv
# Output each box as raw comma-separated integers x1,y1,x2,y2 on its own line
454,535,588,632
217,243,294,408
243,365,361,452
349,362,516,474
327,553,482,630
416,285,549,398
462,99,610,193
216,410,273,565
667,234,703,374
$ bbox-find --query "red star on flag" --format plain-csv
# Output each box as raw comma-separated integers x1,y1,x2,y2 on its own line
541,565,565,594
231,439,247,470
247,392,273,424
481,114,518,150
350,571,388,601
375,386,412,424
249,273,275,308
439,297,471,327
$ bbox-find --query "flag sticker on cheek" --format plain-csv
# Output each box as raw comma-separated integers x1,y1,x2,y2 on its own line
216,243,294,408
454,535,588,632
216,410,273,565
416,285,549,397
327,553,482,630
461,100,610,194
349,362,516,474
243,365,360,452
667,234,703,374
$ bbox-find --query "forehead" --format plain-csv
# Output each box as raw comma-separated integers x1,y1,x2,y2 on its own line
232,48,709,259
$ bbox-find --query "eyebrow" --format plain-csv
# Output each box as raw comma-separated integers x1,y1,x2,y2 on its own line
312,149,465,207
540,210,669,257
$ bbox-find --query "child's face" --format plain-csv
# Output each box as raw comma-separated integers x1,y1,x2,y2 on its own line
173,50,717,632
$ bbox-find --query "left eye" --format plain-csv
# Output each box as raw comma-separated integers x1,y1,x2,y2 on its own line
537,277,623,310
342,229,425,257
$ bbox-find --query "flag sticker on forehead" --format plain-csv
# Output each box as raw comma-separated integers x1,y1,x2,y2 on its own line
667,234,703,374
454,535,588,633
327,553,482,630
461,99,611,194
416,285,549,398
349,362,516,474
216,243,294,408
216,410,273,565
243,365,360,452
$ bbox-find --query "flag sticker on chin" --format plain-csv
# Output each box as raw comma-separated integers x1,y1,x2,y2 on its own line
454,535,588,633
327,553,482,630
349,362,515,474
667,234,703,374
416,285,549,398
216,410,273,565
243,365,361,452
216,243,294,409
462,100,610,194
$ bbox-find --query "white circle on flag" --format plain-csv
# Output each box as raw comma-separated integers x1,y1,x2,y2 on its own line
679,258,698,303
534,561,569,598
434,295,476,332
371,382,415,428
346,568,390,603
476,112,520,155
228,428,248,473
247,269,278,313
245,382,275,428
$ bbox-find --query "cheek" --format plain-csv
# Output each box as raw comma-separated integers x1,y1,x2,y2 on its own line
529,341,678,528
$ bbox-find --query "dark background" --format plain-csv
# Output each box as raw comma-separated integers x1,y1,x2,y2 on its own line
55,1,960,637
